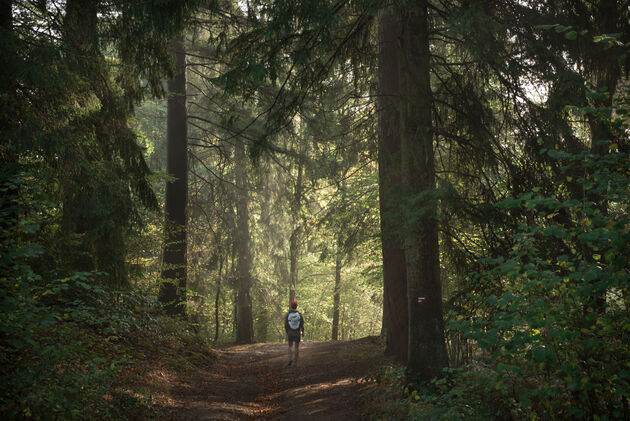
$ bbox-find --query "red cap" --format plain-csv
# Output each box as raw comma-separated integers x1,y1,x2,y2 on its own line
290,300,298,308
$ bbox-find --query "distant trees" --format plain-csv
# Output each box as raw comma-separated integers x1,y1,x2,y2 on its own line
177,0,382,343
195,0,438,362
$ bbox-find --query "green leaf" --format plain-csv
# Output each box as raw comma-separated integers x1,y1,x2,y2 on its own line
565,31,577,40
16,244,44,257
535,24,557,30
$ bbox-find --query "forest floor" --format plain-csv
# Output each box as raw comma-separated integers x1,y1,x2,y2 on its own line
139,336,386,420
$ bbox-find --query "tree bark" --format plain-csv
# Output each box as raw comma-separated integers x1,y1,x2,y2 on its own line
159,36,188,316
288,163,303,303
234,141,254,344
377,9,408,362
0,0,9,29
398,1,448,381
331,241,342,341
0,0,18,237
64,0,97,56
214,254,223,341
61,0,101,275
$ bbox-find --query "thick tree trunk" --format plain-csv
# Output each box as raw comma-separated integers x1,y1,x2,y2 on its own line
0,0,18,237
61,0,104,276
234,141,254,344
289,163,303,303
398,1,448,381
64,0,97,56
331,245,342,341
377,9,408,362
159,36,188,315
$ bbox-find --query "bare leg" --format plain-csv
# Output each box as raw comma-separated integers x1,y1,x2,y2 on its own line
294,342,300,364
288,340,294,363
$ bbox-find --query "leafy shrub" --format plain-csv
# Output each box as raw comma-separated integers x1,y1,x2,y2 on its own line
448,80,630,419
369,137,629,421
0,173,158,420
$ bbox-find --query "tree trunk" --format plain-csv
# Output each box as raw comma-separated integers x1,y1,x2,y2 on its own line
0,0,18,238
61,0,99,275
398,1,448,381
234,141,254,344
377,9,408,362
331,243,342,341
288,163,303,303
0,0,10,29
288,227,300,303
159,36,188,316
64,0,97,57
215,254,223,342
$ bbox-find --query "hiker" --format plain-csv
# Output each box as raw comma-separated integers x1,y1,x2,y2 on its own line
285,300,304,366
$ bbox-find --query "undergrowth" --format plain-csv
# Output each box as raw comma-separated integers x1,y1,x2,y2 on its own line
0,273,215,420
0,154,215,420
366,64,630,421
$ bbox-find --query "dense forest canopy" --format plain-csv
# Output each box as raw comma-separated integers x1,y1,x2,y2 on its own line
1,0,628,419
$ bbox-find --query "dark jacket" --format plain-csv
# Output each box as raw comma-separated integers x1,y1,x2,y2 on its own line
284,309,304,334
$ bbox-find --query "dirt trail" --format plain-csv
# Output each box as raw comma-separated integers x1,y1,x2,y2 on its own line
160,337,383,420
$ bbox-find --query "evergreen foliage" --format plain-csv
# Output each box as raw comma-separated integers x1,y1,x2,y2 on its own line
1,1,208,418
2,0,628,418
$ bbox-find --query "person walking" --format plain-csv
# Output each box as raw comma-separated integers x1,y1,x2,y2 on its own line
285,300,304,366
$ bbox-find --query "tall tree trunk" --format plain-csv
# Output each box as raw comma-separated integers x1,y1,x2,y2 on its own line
61,0,109,277
230,238,237,336
331,241,342,341
377,9,408,362
215,254,223,342
587,0,619,187
234,141,254,344
288,163,303,303
64,0,97,59
159,36,188,316
398,1,448,381
0,0,18,238
0,0,10,29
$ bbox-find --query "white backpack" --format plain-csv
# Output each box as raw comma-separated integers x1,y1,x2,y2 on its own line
287,311,301,330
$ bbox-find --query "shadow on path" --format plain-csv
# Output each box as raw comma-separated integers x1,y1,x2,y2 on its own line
163,337,383,420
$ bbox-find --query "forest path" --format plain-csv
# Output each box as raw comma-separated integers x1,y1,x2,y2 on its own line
163,337,383,420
